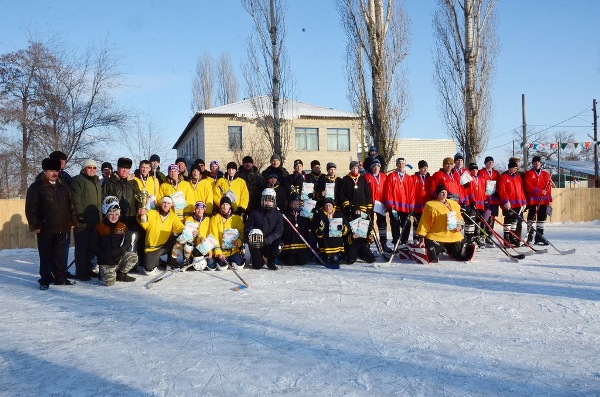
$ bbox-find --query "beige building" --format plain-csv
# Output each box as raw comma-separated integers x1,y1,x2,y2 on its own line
173,96,457,173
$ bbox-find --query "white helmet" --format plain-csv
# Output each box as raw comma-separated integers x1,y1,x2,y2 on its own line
102,196,120,215
192,256,207,271
261,188,276,209
248,229,264,248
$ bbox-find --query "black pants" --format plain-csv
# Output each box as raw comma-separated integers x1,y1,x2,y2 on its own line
74,228,95,277
345,238,375,264
424,238,473,262
389,210,410,245
250,239,283,269
144,235,178,271
37,233,68,285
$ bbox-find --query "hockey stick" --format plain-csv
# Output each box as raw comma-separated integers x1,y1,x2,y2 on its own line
509,210,575,255
386,214,412,265
280,211,338,269
472,210,526,256
146,259,195,288
368,212,391,261
66,258,75,271
461,210,523,261
489,215,547,254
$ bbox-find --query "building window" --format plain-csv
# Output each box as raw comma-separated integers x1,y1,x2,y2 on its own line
295,127,319,151
228,126,242,151
327,128,350,151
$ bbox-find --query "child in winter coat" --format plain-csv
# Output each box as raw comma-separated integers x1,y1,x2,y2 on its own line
90,196,138,286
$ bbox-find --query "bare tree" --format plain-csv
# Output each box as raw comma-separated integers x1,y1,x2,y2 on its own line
0,38,127,197
0,40,55,197
231,123,272,170
35,41,127,166
242,0,295,163
216,53,239,106
339,0,411,170
122,111,171,164
191,53,215,112
433,0,499,164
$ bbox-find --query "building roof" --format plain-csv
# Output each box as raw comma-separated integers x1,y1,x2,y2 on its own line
174,96,359,149
543,159,598,176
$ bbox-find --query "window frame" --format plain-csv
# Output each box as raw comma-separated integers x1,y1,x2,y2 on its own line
295,127,319,151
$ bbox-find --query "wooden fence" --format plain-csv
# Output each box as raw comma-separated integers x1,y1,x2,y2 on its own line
1,188,599,249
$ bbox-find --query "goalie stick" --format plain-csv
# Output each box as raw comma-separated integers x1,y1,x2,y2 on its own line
280,210,339,269
461,210,523,261
489,214,547,254
509,210,575,255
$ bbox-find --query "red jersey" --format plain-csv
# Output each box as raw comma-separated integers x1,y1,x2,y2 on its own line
364,172,387,204
412,172,430,213
383,170,414,213
428,169,462,201
523,168,552,206
477,168,501,205
498,171,526,208
465,174,487,210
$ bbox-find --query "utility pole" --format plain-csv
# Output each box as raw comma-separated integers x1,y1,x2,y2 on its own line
522,94,528,168
594,99,598,187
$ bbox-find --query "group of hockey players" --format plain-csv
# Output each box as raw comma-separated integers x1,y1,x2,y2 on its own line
25,146,552,290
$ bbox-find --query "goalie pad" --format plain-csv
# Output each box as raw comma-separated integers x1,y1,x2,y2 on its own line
406,243,430,265
396,244,413,260
192,256,207,271
183,243,194,259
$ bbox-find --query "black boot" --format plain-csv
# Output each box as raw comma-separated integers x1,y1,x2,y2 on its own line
116,272,136,282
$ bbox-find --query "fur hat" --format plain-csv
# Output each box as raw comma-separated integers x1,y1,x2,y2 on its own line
117,157,133,169
42,158,61,171
49,151,67,160
434,184,448,196
418,160,428,169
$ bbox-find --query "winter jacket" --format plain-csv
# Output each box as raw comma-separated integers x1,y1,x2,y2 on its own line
209,211,244,257
183,178,214,216
427,169,462,202
91,217,132,266
183,214,211,246
261,165,289,181
102,173,142,226
238,165,266,212
25,175,77,234
284,172,307,197
139,209,185,252
364,172,386,206
465,174,487,210
416,198,465,243
213,175,249,215
135,175,161,202
159,178,191,219
70,171,102,229
244,208,284,246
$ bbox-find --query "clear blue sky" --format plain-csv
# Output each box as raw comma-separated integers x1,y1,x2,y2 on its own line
1,0,599,166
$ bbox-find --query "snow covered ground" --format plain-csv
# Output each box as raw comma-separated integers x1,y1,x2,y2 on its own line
1,222,599,397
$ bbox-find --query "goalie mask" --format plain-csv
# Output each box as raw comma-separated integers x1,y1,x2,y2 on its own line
248,229,264,248
261,188,276,209
102,196,120,215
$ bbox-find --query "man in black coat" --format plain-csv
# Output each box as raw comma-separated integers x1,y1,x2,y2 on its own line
237,155,266,216
245,188,284,270
26,158,78,290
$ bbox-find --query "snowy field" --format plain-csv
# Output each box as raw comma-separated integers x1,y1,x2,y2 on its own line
1,222,600,397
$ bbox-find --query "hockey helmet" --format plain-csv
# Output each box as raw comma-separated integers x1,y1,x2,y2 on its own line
261,188,276,209
102,196,120,215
